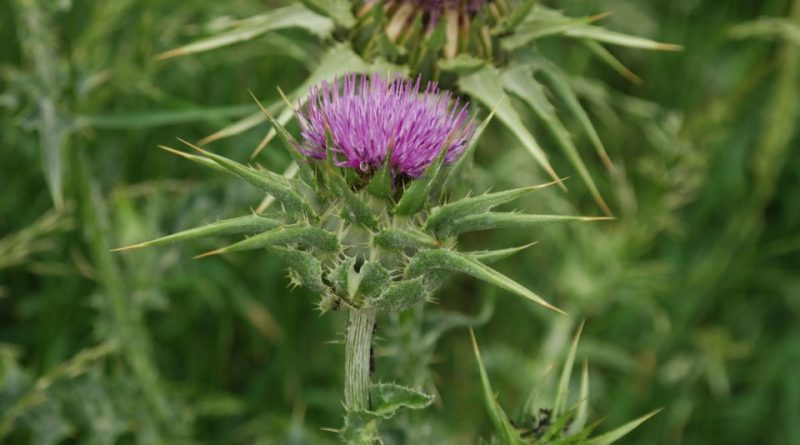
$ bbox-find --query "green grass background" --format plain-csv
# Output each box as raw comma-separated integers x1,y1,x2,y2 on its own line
1,0,798,443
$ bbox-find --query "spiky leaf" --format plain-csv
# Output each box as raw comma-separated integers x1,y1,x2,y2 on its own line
502,67,611,215
368,383,433,419
457,65,563,188
156,4,334,60
584,409,662,445
554,322,585,417
196,224,338,258
538,67,617,170
112,214,280,252
467,243,536,264
407,249,563,314
179,139,313,216
367,277,429,312
271,247,327,295
425,183,558,235
446,213,611,237
249,91,317,187
470,330,524,445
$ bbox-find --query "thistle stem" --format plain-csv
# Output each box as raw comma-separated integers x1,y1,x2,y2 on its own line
344,309,376,411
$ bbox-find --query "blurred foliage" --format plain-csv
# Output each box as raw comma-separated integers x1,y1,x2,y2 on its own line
1,0,799,444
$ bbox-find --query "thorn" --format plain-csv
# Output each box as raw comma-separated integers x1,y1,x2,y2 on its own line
581,216,616,222
177,137,209,155
547,303,569,316
276,86,295,111
535,176,571,189
109,243,145,252
158,145,193,159
194,247,226,259
248,90,273,119
587,12,613,23
155,48,181,61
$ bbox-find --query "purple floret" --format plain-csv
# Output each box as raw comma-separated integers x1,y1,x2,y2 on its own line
298,73,474,178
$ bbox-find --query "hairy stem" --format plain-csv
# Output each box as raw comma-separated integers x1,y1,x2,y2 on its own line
344,309,376,411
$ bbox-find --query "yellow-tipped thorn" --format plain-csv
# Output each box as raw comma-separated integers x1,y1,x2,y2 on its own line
535,176,571,190
582,216,616,222
549,303,568,316
177,137,210,155
588,12,613,23
276,86,295,111
194,248,226,259
110,243,146,253
158,145,194,159
248,90,273,119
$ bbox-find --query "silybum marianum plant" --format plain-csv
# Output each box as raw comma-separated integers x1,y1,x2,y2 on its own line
117,73,608,442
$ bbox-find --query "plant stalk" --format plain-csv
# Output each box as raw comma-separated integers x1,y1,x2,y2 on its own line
344,309,376,411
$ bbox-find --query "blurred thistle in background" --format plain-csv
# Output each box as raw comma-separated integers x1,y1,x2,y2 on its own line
1,0,799,444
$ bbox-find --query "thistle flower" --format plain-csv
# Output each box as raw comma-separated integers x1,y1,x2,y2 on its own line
298,73,473,177
116,73,608,440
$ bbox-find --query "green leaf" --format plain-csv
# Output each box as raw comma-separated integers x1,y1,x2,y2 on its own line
502,67,611,215
584,409,662,445
368,383,433,419
502,0,537,32
407,249,564,314
158,145,227,173
367,277,429,312
470,329,524,445
539,67,617,171
425,182,560,235
446,213,612,236
300,0,355,28
112,214,280,252
78,104,257,129
728,17,800,45
572,361,590,434
438,54,487,74
156,4,334,60
562,26,682,51
458,65,564,188
580,40,642,84
554,322,585,417
394,144,450,215
500,7,607,50
177,139,314,216
195,224,338,258
467,243,536,264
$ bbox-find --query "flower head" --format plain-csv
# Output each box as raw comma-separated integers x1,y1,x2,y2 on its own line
298,73,474,178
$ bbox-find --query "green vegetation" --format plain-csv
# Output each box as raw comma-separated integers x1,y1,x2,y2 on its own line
1,1,798,444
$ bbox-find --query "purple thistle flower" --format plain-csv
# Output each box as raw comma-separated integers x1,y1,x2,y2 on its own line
298,73,474,178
